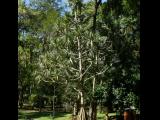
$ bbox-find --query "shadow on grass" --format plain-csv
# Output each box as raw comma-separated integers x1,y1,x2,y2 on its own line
18,110,71,119
97,116,104,120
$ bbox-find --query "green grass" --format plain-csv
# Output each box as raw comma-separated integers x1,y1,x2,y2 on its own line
18,109,106,120
18,110,72,120
97,112,106,120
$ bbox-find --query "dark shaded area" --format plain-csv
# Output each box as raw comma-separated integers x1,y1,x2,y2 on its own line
97,116,104,120
18,111,52,119
18,110,71,119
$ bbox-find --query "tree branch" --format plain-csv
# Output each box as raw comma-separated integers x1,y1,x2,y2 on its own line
84,63,113,82
70,61,93,81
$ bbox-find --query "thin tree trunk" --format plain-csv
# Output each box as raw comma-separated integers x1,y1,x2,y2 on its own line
93,5,97,32
92,48,98,120
93,0,101,32
19,89,24,109
76,94,80,115
73,103,76,115
100,81,103,113
89,100,97,120
77,19,86,120
89,0,101,118
88,77,97,120
53,86,55,117
78,91,86,120
77,36,86,120
88,103,92,120
92,100,97,120
74,2,87,119
100,99,103,113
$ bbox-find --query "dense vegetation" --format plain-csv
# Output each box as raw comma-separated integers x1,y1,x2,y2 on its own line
18,0,140,120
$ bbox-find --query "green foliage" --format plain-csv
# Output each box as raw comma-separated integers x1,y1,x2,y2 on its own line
94,85,106,99
124,92,139,108
28,94,37,105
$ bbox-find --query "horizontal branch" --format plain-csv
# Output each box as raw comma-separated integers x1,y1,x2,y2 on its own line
70,67,79,72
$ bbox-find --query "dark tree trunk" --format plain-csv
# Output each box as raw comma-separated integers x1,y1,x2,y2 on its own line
92,100,97,120
88,100,97,120
100,99,103,113
93,0,101,32
19,90,24,109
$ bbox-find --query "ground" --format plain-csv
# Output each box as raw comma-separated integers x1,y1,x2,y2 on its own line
18,109,106,120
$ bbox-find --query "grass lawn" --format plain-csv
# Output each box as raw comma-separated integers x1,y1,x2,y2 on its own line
18,109,106,120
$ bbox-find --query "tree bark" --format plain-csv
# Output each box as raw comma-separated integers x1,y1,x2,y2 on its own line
73,103,76,115
77,91,86,120
89,0,102,118
73,103,77,120
74,2,87,119
77,37,86,120
92,100,97,120
88,100,97,120
91,46,98,120
19,89,24,109
93,0,101,32
88,103,92,120
88,77,97,120
53,86,55,117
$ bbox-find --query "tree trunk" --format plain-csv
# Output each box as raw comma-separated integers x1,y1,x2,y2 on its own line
76,94,80,115
74,2,87,119
90,44,98,120
88,76,97,120
88,100,97,120
39,108,42,112
100,99,103,113
92,100,97,120
88,103,92,120
93,0,101,32
77,91,86,120
93,4,97,32
88,77,97,120
19,90,24,109
53,86,55,117
72,102,77,120
73,103,76,115
77,22,86,120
